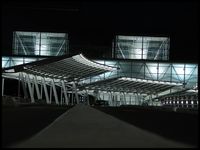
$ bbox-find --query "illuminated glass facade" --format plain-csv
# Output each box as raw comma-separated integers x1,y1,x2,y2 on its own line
1,30,198,110
3,57,197,90
2,56,44,68
2,31,198,108
13,31,69,56
90,59,198,89
112,35,170,60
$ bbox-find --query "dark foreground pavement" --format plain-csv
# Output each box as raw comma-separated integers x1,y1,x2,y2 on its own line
10,104,194,148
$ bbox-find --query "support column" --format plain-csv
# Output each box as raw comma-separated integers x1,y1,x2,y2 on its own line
135,93,138,105
32,83,34,98
151,94,153,106
20,72,28,99
52,79,59,105
109,92,112,106
60,87,63,105
113,92,116,106
97,91,100,101
129,93,132,105
40,83,43,100
117,92,120,106
120,92,123,105
87,93,90,105
133,94,135,105
138,93,141,105
49,86,52,104
71,92,74,105
42,77,50,104
85,90,90,105
72,82,79,104
123,92,126,105
136,93,140,105
115,93,118,106
61,80,69,105
26,74,35,103
18,74,21,97
34,75,41,100
2,77,5,96
113,93,116,106
148,94,152,106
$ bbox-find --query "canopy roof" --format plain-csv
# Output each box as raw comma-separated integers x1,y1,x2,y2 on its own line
2,54,182,95
3,54,117,82
80,77,182,95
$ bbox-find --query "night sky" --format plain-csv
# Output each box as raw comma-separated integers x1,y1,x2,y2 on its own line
1,0,199,62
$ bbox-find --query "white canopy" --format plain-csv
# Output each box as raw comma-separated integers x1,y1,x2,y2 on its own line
80,77,182,95
3,54,117,82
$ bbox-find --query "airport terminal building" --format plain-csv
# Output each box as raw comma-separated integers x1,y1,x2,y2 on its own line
2,31,198,108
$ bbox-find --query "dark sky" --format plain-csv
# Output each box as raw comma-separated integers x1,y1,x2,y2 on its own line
1,0,199,62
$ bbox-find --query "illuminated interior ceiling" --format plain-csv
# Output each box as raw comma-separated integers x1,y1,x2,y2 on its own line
114,35,169,60
79,77,182,95
2,54,117,82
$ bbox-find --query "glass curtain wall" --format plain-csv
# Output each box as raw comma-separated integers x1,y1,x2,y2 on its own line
113,35,170,60
91,59,197,89
13,31,68,56
2,56,44,68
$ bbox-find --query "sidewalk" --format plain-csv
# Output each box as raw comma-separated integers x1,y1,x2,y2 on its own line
11,104,193,148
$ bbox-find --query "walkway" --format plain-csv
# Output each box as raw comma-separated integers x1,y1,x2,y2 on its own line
11,104,193,148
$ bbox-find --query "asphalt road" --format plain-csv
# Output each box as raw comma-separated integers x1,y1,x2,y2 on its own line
10,104,194,148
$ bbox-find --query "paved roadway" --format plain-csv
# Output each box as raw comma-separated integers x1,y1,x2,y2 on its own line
10,104,194,148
